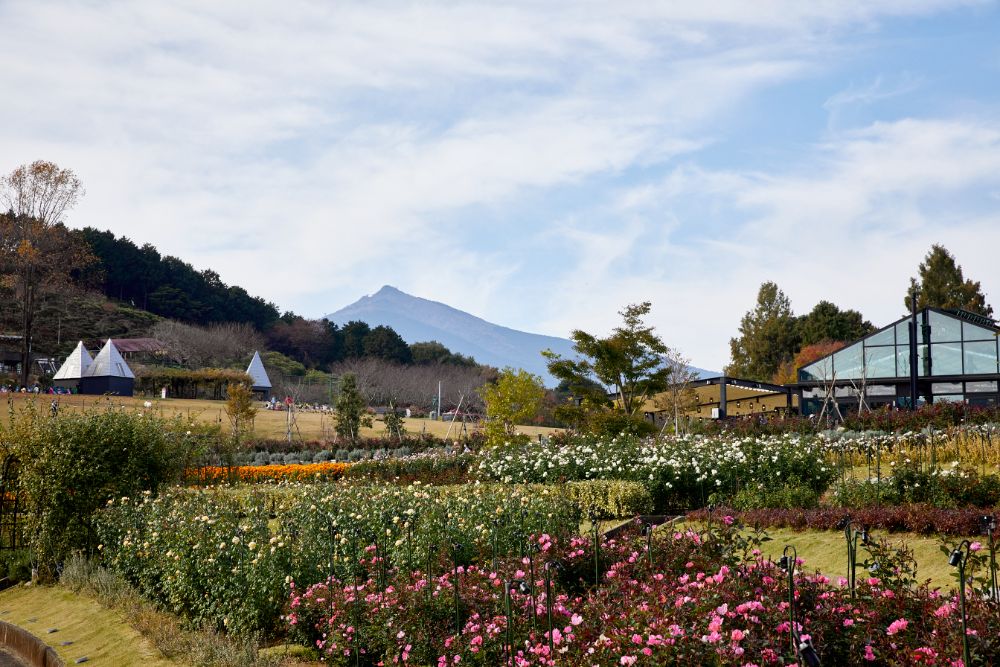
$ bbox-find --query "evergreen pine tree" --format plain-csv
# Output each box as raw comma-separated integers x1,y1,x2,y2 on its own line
726,281,800,382
906,245,993,317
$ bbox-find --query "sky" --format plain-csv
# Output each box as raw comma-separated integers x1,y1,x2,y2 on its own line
2,1,1000,372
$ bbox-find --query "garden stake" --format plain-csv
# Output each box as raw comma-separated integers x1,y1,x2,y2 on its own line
779,546,797,665
504,580,516,667
451,541,463,637
948,540,972,667
406,521,414,572
491,518,500,570
982,514,998,605
350,534,362,667
326,518,338,623
589,507,601,587
642,522,653,568
544,563,555,660
528,543,538,632
836,516,868,599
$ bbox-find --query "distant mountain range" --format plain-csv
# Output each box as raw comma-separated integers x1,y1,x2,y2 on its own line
326,286,716,385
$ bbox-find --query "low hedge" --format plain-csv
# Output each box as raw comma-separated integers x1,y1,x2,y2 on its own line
342,450,473,485
555,479,654,518
687,505,996,536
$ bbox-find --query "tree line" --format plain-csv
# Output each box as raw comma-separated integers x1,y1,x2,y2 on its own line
726,245,994,384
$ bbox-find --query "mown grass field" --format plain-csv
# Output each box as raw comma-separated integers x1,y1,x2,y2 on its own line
680,521,967,591
0,394,560,441
0,584,175,666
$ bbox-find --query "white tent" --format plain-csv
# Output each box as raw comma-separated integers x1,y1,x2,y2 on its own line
246,350,271,389
53,341,93,380
83,339,135,379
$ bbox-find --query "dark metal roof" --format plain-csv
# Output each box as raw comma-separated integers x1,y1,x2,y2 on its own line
109,338,166,353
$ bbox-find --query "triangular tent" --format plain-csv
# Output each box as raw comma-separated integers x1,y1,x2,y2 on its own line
53,341,93,380
83,339,135,379
246,351,271,389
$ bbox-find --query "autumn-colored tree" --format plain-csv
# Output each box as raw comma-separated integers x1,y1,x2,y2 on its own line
480,367,545,445
0,162,94,385
772,340,846,385
905,244,993,317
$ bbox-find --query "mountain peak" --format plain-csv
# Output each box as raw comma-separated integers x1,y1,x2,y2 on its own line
372,285,403,297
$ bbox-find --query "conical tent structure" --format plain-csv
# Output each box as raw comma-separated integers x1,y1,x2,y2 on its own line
52,341,93,391
53,341,93,380
80,339,135,396
246,351,271,398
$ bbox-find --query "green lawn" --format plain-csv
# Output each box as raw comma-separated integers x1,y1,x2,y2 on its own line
0,584,176,666
677,521,969,591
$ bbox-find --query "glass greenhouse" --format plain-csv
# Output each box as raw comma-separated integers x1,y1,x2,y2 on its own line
796,308,999,415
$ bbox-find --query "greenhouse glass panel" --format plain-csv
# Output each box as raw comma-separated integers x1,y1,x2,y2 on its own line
930,342,962,376
799,356,833,382
963,341,999,375
896,346,911,377
866,327,895,346
865,346,896,378
966,380,998,393
929,311,962,342
833,343,864,379
963,321,998,341
895,321,911,346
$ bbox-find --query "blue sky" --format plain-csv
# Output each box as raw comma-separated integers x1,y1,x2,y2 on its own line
2,1,1000,371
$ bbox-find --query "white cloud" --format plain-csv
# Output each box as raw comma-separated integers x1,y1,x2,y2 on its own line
582,117,1000,371
1,0,996,374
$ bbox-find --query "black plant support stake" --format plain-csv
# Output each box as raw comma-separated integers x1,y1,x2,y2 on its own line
643,522,653,568
528,543,538,632
779,545,797,665
350,533,362,667
982,514,998,606
544,561,561,664
949,540,973,667
451,540,463,638
589,507,601,587
492,518,500,571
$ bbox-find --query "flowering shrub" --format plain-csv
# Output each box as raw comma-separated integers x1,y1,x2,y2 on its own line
287,521,1000,665
477,433,836,511
95,483,580,636
185,461,350,485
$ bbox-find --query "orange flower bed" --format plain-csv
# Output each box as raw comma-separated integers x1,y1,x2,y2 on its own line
187,461,350,485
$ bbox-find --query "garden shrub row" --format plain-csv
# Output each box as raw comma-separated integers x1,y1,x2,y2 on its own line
342,450,474,485
477,433,836,512
687,505,997,536
95,483,581,637
287,521,1000,665
831,465,1000,509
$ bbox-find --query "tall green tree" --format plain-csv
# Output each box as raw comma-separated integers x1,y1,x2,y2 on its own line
905,244,993,317
480,368,546,445
726,281,800,382
544,302,671,419
334,373,371,442
363,325,413,364
796,300,875,347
